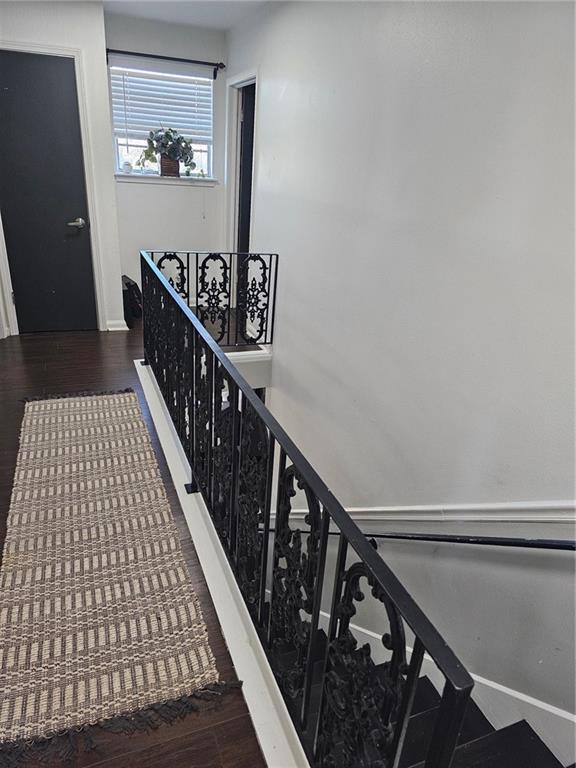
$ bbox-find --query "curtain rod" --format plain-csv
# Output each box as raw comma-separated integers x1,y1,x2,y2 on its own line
106,48,226,80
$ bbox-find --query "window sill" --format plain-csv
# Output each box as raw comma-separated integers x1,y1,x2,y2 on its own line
114,174,219,188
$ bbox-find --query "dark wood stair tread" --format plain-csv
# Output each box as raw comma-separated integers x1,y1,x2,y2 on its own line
400,698,493,767
300,674,442,730
409,721,564,768
411,676,441,716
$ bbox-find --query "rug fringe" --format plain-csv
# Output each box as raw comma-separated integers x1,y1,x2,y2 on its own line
0,681,241,767
22,388,134,403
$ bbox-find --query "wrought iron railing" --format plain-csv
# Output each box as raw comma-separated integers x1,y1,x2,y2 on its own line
141,249,474,768
145,250,278,346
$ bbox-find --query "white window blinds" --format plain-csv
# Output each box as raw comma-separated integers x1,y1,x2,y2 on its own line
109,55,213,147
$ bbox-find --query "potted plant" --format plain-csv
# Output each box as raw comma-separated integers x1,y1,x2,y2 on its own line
137,128,196,177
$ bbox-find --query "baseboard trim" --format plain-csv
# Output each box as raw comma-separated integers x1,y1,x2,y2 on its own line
107,319,129,331
225,346,273,364
285,500,575,525
135,359,308,768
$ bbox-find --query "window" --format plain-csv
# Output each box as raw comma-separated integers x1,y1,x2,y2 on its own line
109,54,213,178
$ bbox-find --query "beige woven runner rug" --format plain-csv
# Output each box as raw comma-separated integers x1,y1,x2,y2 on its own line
0,391,226,757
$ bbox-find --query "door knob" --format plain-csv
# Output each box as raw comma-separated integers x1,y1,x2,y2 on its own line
66,217,85,228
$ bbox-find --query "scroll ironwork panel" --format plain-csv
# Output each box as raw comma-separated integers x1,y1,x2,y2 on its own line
315,552,409,768
235,253,275,345
269,458,328,718
193,334,214,501
196,252,232,344
211,362,239,554
155,251,189,301
235,396,274,619
147,250,277,346
178,318,194,465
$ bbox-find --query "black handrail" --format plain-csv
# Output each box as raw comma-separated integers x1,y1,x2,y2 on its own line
266,529,576,551
140,249,474,767
364,533,576,551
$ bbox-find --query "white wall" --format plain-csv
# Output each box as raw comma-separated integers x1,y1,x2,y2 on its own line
104,14,228,281
227,0,574,509
0,1,126,331
226,0,575,759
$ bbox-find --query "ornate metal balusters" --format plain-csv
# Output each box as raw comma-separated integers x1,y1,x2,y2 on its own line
145,250,277,347
236,254,270,344
424,682,471,768
314,548,409,768
157,252,188,301
148,263,161,375
268,456,329,727
178,316,193,461
141,259,151,365
193,335,214,502
166,297,179,426
235,395,274,622
143,262,158,378
301,508,329,730
314,535,348,762
211,362,239,554
196,253,231,344
390,638,425,765
156,286,169,399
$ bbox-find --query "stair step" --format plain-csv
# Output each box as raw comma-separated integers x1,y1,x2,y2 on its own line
400,699,493,768
408,720,564,768
411,676,441,716
275,629,327,667
302,673,440,723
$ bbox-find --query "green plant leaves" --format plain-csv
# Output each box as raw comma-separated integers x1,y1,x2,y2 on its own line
137,128,196,170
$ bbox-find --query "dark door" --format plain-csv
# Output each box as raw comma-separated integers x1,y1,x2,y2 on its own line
0,50,97,332
236,83,255,253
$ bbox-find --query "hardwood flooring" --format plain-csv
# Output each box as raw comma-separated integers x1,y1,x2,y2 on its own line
0,323,267,768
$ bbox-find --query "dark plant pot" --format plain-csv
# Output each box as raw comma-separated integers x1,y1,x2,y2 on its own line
160,156,180,177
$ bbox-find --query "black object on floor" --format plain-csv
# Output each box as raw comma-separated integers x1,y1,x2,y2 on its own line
122,275,143,329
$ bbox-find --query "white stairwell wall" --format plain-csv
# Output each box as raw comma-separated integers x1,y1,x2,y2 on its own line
225,1,575,764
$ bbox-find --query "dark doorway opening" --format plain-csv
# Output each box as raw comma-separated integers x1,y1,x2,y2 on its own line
236,83,256,253
0,50,97,333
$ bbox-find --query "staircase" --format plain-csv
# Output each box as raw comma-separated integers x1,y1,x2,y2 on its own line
266,623,566,768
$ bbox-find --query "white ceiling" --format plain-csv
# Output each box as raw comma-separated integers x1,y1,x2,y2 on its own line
103,1,266,31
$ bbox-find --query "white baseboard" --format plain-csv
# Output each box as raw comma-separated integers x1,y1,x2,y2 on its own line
225,346,273,390
225,347,273,364
287,501,575,525
106,319,129,331
315,613,575,766
135,360,308,768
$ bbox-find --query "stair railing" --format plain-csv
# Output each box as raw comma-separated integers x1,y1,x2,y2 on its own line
141,250,474,768
146,249,278,346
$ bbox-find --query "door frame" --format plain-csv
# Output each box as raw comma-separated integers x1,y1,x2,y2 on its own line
225,70,259,253
0,210,17,336
0,40,108,334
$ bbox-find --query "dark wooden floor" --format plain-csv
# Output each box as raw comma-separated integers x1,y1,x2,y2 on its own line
0,323,267,768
